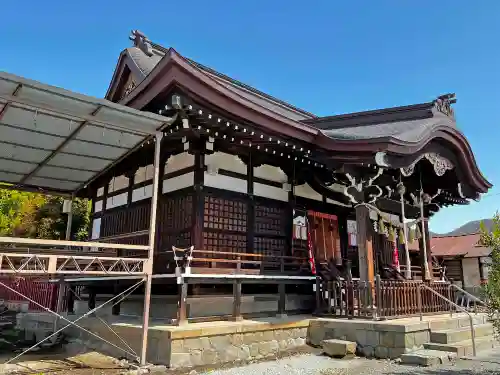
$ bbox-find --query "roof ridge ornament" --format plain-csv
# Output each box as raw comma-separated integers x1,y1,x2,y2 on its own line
434,93,456,118
129,30,153,57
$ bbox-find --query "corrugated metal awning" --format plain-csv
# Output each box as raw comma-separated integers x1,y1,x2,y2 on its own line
0,72,169,194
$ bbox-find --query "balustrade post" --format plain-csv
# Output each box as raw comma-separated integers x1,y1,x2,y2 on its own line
374,274,381,320
314,277,322,315
417,285,423,321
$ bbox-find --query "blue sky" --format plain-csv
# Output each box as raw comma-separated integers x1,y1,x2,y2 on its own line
1,1,498,234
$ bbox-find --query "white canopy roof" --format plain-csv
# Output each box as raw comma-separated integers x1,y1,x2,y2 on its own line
0,72,169,194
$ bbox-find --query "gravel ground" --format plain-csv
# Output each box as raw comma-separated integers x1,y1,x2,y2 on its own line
196,348,500,375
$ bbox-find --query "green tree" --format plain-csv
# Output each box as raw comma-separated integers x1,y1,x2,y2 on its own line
0,188,91,240
480,213,500,332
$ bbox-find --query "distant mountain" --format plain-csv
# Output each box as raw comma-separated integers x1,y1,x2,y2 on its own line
432,218,493,237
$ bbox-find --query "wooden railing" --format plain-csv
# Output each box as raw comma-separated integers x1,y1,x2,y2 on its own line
399,265,444,280
316,278,454,320
156,249,310,275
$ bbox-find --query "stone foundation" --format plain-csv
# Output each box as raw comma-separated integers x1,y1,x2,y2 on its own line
17,312,310,368
308,318,431,359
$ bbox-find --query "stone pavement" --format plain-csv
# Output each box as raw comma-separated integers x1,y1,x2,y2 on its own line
197,346,500,375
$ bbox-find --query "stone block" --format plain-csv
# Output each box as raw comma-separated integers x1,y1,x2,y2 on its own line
201,348,218,365
209,335,231,351
365,331,380,347
249,343,260,357
380,331,395,348
184,337,210,351
374,346,389,358
400,349,457,366
170,352,192,368
307,324,325,346
295,337,306,347
321,339,357,358
269,340,280,354
413,330,430,347
258,341,273,356
221,345,240,362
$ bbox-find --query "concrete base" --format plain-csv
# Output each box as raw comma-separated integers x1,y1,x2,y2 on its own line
17,313,311,369
307,313,490,360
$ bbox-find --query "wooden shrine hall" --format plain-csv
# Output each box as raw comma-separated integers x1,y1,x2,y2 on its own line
0,30,492,325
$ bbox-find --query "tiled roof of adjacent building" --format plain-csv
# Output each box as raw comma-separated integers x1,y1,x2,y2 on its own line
430,233,491,258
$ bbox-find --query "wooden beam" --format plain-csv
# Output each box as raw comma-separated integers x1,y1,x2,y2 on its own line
355,205,375,284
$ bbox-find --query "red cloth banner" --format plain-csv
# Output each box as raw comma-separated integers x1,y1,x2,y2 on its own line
306,218,316,275
392,241,400,271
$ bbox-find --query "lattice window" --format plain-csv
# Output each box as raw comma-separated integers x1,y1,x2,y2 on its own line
159,195,193,232
203,232,246,254
254,203,286,236
204,195,247,232
254,237,285,258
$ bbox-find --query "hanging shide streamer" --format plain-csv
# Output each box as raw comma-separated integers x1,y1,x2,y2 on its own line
415,224,422,239
399,228,405,245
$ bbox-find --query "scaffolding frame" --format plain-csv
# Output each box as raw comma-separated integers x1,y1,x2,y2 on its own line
0,72,172,366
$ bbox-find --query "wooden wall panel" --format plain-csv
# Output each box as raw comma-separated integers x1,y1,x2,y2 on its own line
100,202,150,238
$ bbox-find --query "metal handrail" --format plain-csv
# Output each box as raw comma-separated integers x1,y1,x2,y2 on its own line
449,284,488,314
418,283,477,356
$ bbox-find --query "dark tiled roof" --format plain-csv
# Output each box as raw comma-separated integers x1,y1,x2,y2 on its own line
304,101,458,143
123,42,316,122
430,233,491,258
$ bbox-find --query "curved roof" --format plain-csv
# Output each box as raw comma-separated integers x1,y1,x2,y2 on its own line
106,31,491,195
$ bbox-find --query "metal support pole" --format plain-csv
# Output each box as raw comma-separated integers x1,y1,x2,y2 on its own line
4,280,144,364
65,195,74,241
54,278,66,331
140,132,163,366
399,186,412,279
420,193,431,280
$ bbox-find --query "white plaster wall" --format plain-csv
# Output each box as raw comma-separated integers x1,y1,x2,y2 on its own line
165,152,194,174
162,172,194,193
253,164,288,201
106,192,127,209
204,152,247,193
462,257,481,287
132,184,153,202
91,218,101,240
294,183,322,201
94,200,103,213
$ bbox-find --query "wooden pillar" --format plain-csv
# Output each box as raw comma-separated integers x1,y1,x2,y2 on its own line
355,205,374,284
111,282,121,316
177,281,188,325
246,154,255,261
418,219,433,280
232,280,243,321
192,151,205,251
277,283,287,318
67,285,75,314
88,287,96,312
338,215,349,261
